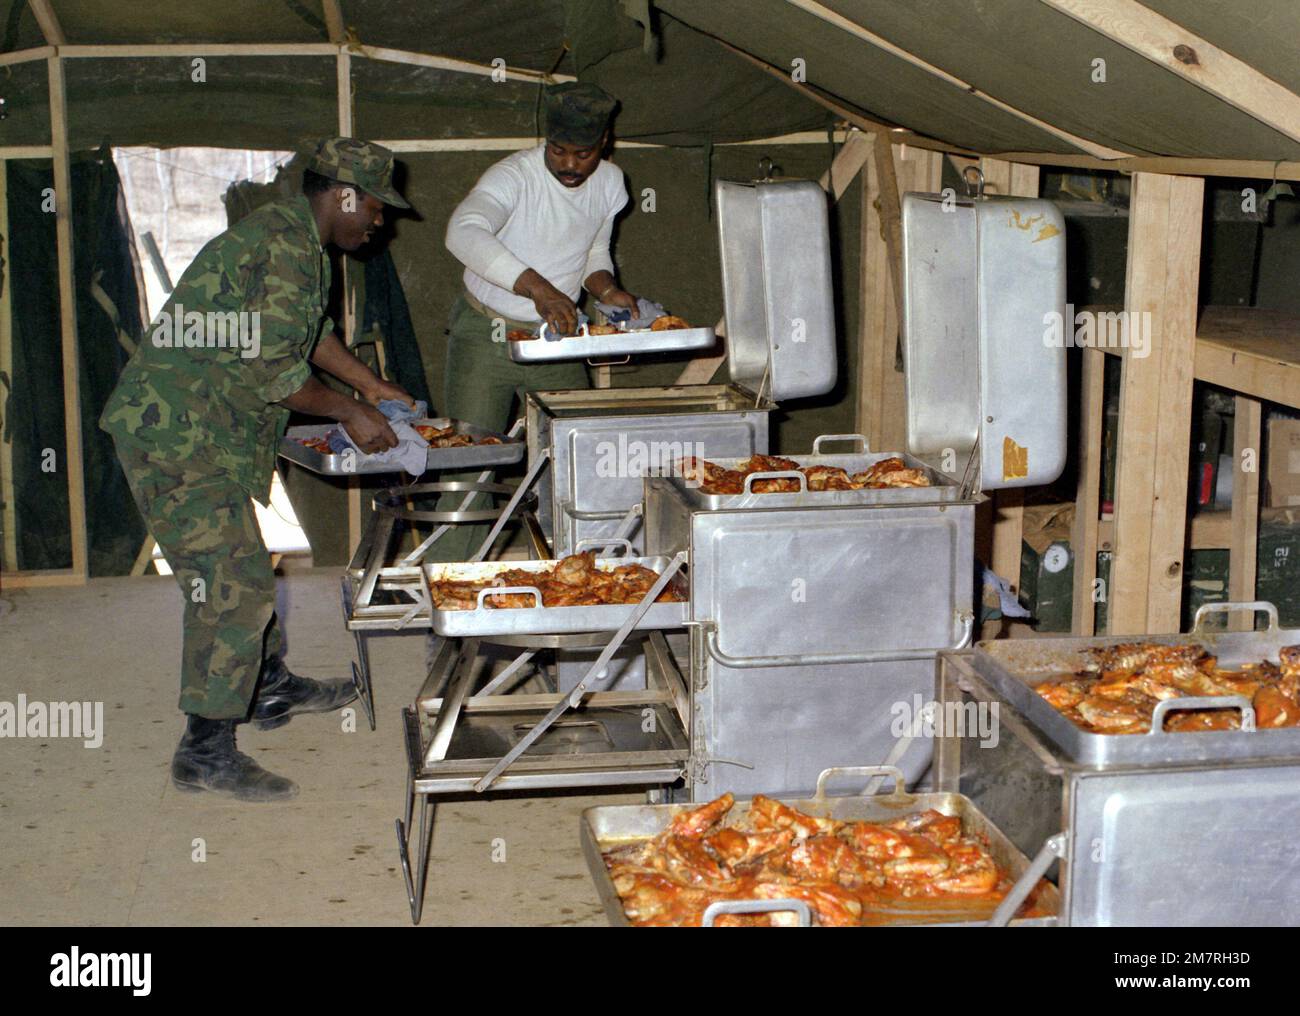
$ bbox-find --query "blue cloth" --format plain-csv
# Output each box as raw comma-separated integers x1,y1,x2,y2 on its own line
595,296,665,331
325,398,430,474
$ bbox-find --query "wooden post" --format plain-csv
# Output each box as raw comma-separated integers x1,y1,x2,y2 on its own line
49,55,89,583
0,160,15,571
857,141,940,452
1228,394,1262,630
1071,348,1106,634
980,159,1040,604
334,48,365,552
1108,172,1204,635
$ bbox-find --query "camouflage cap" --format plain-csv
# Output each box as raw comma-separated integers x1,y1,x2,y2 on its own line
543,82,617,146
307,137,410,209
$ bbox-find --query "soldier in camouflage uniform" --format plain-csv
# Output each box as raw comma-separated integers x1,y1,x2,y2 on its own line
101,138,413,802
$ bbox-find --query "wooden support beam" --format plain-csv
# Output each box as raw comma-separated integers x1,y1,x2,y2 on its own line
0,567,84,588
782,0,1132,159
1039,0,1300,145
48,55,87,581
0,146,55,159
1107,172,1204,635
380,130,852,153
1229,395,1262,630
0,45,54,67
674,128,872,387
1071,348,1106,635
334,43,363,553
352,44,575,84
27,0,65,46
321,0,346,44
0,160,15,572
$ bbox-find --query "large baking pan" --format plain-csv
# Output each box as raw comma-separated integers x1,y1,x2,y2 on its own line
660,435,961,510
581,766,1059,927
280,418,524,475
424,557,689,637
970,602,1300,767
507,323,716,364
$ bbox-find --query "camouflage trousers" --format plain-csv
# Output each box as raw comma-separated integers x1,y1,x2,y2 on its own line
114,439,280,719
428,295,588,562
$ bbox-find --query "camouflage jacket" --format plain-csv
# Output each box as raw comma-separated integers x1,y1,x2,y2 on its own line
100,195,332,503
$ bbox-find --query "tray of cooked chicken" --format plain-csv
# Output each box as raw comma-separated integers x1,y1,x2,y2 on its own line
664,448,954,510
506,317,715,363
581,771,1059,927
971,615,1300,766
425,550,689,636
281,418,523,474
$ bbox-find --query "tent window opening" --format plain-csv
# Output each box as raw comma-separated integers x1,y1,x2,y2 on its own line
113,147,309,570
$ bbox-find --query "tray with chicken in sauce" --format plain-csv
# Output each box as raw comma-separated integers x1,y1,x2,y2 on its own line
425,550,688,636
506,317,716,363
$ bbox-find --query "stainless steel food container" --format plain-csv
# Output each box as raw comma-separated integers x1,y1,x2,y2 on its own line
581,765,1059,926
646,462,979,800
970,602,1300,766
938,603,1300,926
508,323,716,363
280,418,523,474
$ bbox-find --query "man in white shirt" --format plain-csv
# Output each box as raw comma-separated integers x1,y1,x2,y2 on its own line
435,82,638,560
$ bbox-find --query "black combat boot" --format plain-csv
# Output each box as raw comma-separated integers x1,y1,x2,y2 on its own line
250,657,358,731
171,714,299,802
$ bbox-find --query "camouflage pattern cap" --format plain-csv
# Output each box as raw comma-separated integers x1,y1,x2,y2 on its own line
307,137,410,209
543,82,617,146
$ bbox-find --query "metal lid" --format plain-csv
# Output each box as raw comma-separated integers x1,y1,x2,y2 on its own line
900,190,1068,492
715,179,837,403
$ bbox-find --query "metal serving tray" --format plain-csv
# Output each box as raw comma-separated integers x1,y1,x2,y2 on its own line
580,766,1059,927
280,418,524,475
662,435,962,511
424,556,689,637
970,602,1300,767
508,323,716,363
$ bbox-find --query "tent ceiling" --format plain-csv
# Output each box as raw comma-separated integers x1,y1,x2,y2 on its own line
0,0,1297,167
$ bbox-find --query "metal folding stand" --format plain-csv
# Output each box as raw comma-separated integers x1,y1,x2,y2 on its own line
394,549,691,924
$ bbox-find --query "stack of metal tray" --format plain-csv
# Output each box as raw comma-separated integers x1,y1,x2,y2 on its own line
424,557,689,637
970,610,1300,766
280,418,524,475
581,766,1059,927
508,321,716,364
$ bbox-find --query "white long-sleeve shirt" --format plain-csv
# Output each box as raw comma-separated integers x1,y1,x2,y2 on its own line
445,144,629,323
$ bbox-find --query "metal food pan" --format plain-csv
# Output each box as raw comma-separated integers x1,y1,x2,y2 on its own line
508,325,715,364
280,418,523,475
971,602,1300,767
424,556,689,637
662,447,961,510
581,766,1059,927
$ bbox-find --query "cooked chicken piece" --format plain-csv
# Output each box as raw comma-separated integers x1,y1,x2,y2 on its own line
803,465,855,491
587,324,620,335
650,315,689,331
739,454,801,474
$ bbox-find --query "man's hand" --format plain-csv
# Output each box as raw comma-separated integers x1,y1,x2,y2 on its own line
600,287,639,315
363,379,416,408
340,402,399,454
515,268,579,335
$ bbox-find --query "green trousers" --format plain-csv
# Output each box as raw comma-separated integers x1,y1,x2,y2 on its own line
115,439,281,719
430,295,588,562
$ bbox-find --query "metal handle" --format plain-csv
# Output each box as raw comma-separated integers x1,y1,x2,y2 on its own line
538,320,590,342
1149,695,1256,733
701,899,811,927
742,470,808,494
1192,600,1279,634
559,500,631,522
814,765,909,802
575,537,634,557
475,585,543,609
986,832,1066,927
587,355,631,367
702,612,974,669
811,433,869,455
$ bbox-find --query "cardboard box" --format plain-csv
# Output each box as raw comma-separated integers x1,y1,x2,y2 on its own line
1266,418,1300,508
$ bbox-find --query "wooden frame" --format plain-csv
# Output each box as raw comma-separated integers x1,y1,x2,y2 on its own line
1040,0,1300,145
